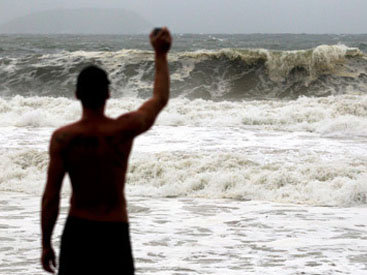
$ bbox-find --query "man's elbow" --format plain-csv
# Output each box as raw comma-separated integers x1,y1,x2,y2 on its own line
157,96,169,109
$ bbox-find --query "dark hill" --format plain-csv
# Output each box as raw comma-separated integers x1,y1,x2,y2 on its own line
0,8,152,34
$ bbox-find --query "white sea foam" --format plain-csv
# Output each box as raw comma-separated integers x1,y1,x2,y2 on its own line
2,192,367,274
0,146,366,207
127,151,367,206
0,94,366,137
0,149,50,194
0,93,365,206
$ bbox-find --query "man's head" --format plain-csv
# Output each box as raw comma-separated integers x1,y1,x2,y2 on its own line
76,65,110,109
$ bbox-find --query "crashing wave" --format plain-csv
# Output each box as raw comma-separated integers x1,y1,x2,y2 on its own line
0,45,366,99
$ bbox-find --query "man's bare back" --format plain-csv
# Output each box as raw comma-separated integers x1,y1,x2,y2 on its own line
41,28,172,274
53,116,136,222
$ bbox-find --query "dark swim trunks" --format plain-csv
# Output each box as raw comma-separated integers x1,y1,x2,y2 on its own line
58,216,134,275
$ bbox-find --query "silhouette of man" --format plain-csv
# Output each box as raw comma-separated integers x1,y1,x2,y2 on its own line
41,28,172,274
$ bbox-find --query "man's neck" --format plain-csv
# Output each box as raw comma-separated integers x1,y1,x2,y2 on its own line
81,106,106,121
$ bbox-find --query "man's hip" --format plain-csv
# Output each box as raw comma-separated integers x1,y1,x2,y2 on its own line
58,215,134,275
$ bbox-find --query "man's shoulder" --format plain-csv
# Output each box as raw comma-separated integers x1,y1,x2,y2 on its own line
115,111,146,132
51,123,80,147
53,123,79,135
115,112,137,124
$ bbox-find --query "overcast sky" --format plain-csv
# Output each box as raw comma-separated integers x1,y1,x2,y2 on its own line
1,0,366,34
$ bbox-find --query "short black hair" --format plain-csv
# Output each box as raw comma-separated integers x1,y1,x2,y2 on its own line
76,65,110,109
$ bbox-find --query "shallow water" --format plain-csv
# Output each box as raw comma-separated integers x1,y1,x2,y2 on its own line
1,192,367,274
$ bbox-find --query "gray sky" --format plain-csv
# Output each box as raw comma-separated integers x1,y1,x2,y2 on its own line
1,0,367,34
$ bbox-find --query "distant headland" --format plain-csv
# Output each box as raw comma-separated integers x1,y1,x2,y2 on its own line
0,8,152,34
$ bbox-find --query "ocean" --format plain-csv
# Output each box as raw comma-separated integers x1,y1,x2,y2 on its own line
0,34,366,274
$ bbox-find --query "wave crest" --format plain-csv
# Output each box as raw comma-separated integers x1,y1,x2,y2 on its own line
0,45,366,99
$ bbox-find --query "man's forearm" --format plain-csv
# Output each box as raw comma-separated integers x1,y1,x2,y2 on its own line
153,53,169,106
41,195,60,248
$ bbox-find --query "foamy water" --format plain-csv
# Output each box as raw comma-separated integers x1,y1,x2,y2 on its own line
0,96,366,207
1,34,367,274
1,192,367,275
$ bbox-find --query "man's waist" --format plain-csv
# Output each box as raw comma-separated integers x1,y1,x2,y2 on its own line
68,206,129,223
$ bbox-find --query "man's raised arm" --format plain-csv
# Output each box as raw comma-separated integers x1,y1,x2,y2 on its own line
118,27,172,135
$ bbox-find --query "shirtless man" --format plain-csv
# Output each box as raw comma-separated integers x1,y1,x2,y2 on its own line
41,28,172,274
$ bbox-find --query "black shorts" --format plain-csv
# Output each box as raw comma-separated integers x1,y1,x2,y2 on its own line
58,216,134,275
